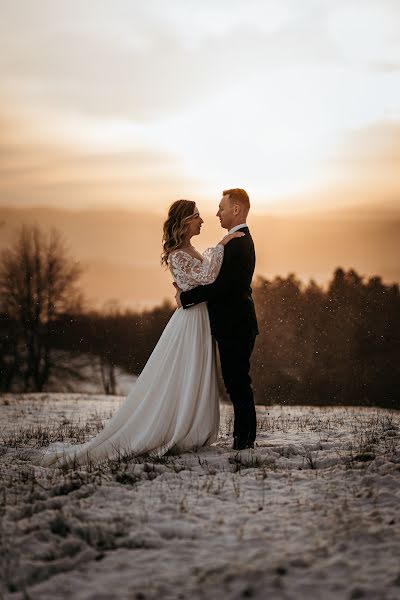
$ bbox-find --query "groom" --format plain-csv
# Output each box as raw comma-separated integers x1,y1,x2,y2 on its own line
175,188,259,450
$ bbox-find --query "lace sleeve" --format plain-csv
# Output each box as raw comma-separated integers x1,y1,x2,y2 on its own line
169,245,224,291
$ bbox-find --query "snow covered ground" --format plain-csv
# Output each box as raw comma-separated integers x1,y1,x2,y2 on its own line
0,394,399,599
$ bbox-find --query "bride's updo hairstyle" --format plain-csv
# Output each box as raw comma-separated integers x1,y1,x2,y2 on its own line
161,199,196,267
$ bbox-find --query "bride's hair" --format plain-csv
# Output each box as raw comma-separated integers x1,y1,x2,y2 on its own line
161,199,196,267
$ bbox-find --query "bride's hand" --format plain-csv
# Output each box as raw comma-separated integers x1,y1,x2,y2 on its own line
218,231,245,246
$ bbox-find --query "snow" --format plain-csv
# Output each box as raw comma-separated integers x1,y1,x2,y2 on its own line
1,394,400,599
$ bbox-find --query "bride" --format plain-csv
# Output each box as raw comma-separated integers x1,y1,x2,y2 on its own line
33,199,243,468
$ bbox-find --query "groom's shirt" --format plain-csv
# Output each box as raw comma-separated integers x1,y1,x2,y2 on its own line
180,224,259,339
228,223,247,234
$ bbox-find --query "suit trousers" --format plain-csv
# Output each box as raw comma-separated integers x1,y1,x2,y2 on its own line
216,333,257,446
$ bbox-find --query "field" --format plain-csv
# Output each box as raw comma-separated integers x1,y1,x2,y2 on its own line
1,394,400,599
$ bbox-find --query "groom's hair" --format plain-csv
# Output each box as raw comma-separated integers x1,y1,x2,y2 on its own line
223,188,250,214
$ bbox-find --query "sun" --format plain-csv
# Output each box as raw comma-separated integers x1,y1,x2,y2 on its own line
48,64,398,214
142,68,346,210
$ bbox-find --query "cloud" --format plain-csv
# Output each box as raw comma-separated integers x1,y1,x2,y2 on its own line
333,121,400,163
324,0,400,68
320,121,400,207
0,1,399,212
0,109,195,209
1,0,398,124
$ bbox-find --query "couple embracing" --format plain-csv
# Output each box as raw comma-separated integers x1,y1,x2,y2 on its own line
35,188,259,468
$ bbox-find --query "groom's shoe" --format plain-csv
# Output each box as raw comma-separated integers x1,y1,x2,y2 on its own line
233,438,254,451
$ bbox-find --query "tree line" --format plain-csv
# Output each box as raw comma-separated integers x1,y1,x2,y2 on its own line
251,270,399,408
0,225,398,408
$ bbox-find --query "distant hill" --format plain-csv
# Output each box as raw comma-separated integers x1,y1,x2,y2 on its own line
0,204,399,308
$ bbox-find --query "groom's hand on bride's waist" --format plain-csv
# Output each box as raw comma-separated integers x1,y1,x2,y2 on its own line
173,282,183,307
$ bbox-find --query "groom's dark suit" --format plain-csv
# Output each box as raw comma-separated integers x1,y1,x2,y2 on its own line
180,227,259,447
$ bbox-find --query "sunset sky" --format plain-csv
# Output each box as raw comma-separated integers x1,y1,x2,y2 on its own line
1,1,399,307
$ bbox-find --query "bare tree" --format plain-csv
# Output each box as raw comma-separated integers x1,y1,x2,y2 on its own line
0,225,84,391
97,300,120,395
99,355,117,395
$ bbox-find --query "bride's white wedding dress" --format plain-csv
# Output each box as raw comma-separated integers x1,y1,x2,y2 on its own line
32,245,225,468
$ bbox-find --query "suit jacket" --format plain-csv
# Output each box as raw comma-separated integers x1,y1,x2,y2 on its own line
180,227,259,340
